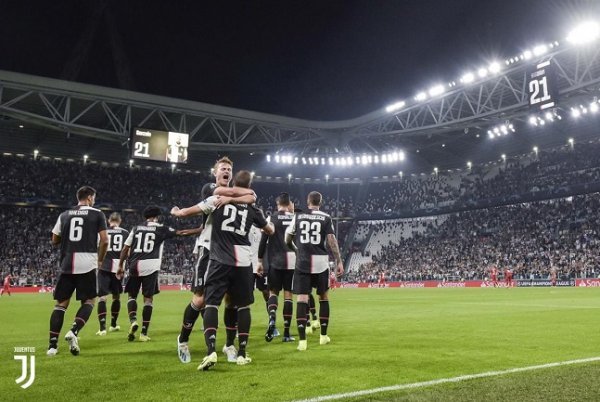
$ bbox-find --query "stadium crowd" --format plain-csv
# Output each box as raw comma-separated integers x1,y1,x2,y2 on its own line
349,193,600,282
2,139,600,286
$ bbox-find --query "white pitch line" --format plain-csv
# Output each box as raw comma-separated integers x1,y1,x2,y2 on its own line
292,356,600,402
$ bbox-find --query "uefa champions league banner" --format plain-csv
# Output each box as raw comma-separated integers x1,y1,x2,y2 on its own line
515,279,575,287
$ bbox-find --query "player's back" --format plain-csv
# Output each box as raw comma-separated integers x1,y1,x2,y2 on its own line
101,227,129,273
290,209,334,274
54,205,107,274
266,211,296,270
209,202,267,267
126,222,176,276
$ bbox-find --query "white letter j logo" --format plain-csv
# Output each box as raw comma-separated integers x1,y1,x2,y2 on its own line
14,355,35,389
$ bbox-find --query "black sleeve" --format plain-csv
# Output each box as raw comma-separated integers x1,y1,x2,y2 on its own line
258,232,269,259
324,216,335,235
97,211,108,232
201,183,216,199
163,226,178,240
252,206,268,229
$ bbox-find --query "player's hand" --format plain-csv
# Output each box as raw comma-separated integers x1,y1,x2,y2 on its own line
336,262,344,278
116,268,124,280
257,262,264,277
213,195,232,208
170,206,181,216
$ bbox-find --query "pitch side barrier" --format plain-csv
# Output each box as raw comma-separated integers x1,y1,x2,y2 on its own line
334,280,582,288
12,280,600,293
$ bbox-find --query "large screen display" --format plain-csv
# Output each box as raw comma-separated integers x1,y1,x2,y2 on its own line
130,128,189,164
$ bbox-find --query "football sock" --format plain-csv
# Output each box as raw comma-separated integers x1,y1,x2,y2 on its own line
97,300,107,331
70,302,94,336
224,306,237,347
296,301,308,340
237,306,251,357
180,301,201,343
110,299,120,327
283,298,293,337
203,305,219,355
309,293,317,321
267,295,278,324
319,300,330,335
127,298,137,323
49,305,66,348
141,302,153,335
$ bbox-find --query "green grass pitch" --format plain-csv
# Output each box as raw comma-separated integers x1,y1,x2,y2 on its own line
1,287,600,401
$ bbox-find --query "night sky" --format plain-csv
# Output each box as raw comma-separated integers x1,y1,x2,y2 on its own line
1,0,598,120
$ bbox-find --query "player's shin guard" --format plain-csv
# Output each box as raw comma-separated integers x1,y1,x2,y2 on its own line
180,302,201,343
319,300,330,335
237,306,251,358
308,293,317,321
70,302,94,336
224,306,237,347
267,295,278,324
110,299,120,327
296,301,308,340
141,303,153,335
127,298,137,323
49,305,66,348
283,298,293,338
203,305,219,354
97,300,107,331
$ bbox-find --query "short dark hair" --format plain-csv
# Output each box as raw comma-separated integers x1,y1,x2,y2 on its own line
307,191,322,207
143,205,162,219
276,192,290,207
77,186,96,201
109,212,122,223
233,170,253,188
294,207,303,213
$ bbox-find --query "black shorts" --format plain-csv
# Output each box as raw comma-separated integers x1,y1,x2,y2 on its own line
191,246,210,295
125,271,160,298
255,273,268,292
53,270,97,302
292,269,329,295
268,269,294,292
97,269,123,297
204,260,254,307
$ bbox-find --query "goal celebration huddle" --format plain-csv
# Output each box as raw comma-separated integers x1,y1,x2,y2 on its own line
46,156,344,371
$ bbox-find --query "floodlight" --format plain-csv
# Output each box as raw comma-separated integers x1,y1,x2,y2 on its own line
523,50,532,60
568,138,574,145
385,101,406,113
274,155,280,163
477,68,488,78
467,161,472,169
266,154,271,162
428,85,445,97
461,72,475,83
567,21,600,45
591,102,599,113
533,44,547,56
129,159,133,167
533,146,538,153
571,108,581,118
415,92,427,101
489,62,501,73
301,157,306,164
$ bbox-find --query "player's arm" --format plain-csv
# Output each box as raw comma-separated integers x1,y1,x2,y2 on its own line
176,226,203,236
257,224,270,277
51,215,62,246
116,245,130,280
175,226,202,236
171,196,216,218
213,187,257,207
284,216,297,253
116,230,134,280
327,234,344,277
97,229,109,265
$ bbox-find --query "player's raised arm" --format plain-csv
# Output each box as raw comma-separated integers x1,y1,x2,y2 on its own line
176,226,203,237
171,196,217,218
213,186,257,207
